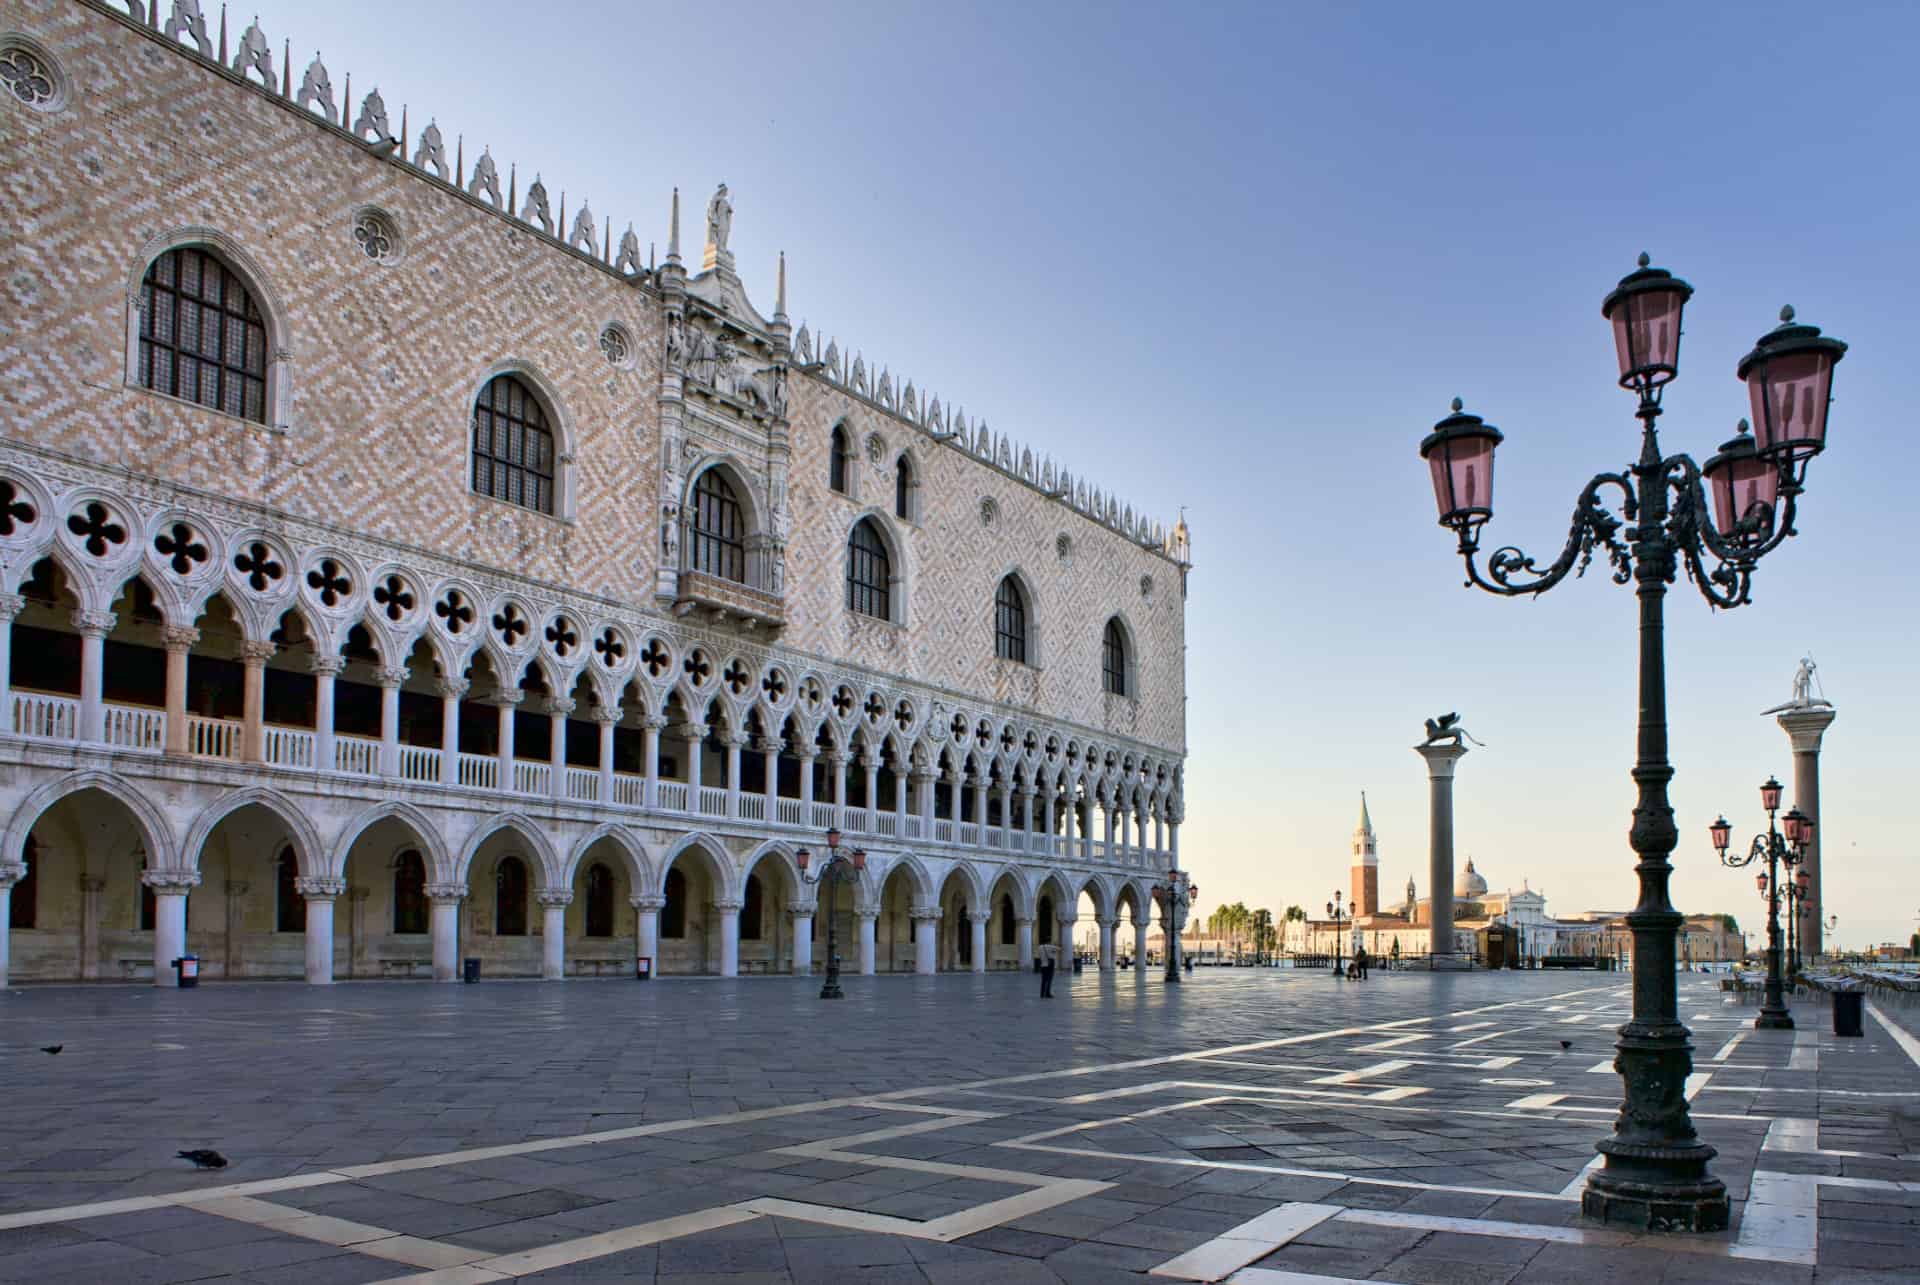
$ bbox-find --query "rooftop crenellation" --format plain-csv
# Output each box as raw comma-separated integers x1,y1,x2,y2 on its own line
102,0,1191,565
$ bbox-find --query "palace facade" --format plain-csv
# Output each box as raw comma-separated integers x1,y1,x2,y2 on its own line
0,1,1190,985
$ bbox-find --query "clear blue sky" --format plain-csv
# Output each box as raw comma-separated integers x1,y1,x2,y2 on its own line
274,0,1919,951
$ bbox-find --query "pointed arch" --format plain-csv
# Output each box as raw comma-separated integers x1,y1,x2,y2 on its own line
993,567,1040,666
653,830,739,902
987,866,1035,921
469,360,577,520
876,851,937,909
454,813,562,889
935,859,988,914
327,799,452,883
3,771,175,870
741,839,805,905
1102,612,1138,698
180,786,326,879
846,510,907,625
561,823,649,888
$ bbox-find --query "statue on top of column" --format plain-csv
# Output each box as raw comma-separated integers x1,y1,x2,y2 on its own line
1762,655,1832,715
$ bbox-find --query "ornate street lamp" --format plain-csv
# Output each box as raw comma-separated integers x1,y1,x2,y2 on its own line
1151,868,1197,983
1712,780,1813,1029
1325,891,1347,977
1418,255,1847,1233
796,829,864,1000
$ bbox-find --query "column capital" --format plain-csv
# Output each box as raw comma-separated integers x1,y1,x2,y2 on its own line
376,666,410,689
240,640,277,666
162,626,201,654
425,881,467,903
672,721,704,741
909,766,934,784
787,901,816,917
295,876,347,900
0,591,23,622
1095,914,1119,928
0,861,24,889
1413,742,1470,776
1014,915,1034,927
141,868,202,893
726,731,753,749
754,736,784,755
792,743,819,761
630,894,667,911
309,654,345,678
825,749,852,768
909,905,940,923
711,897,745,913
855,907,880,922
547,698,577,718
536,889,574,908
1776,706,1838,753
435,677,470,700
70,608,115,638
594,705,625,725
491,689,525,708
640,713,670,731
967,911,992,926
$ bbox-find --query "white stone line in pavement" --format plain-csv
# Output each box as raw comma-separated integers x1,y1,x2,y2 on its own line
1149,1201,1343,1281
1585,1058,1614,1073
1223,1269,1376,1285
1869,1000,1920,1071
186,1196,486,1270
373,1205,766,1284
1352,1033,1429,1052
1788,1028,1818,1071
1713,1031,1751,1061
1307,1059,1412,1085
1448,1021,1496,1032
1505,1093,1567,1109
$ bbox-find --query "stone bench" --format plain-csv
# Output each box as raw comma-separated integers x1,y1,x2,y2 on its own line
567,958,629,977
117,957,155,981
377,958,431,979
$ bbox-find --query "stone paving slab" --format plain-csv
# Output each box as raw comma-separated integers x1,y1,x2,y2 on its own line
3,969,1918,1281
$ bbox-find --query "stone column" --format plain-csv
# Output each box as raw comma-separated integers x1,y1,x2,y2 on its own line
796,746,817,811
1133,915,1150,971
437,678,466,784
759,737,781,817
1022,788,1036,847
715,898,742,976
597,708,621,804
239,640,274,763
641,714,666,807
78,872,103,981
143,869,199,987
73,610,114,743
998,783,1014,848
830,751,850,827
1058,916,1079,967
969,911,989,973
1778,705,1837,959
538,890,571,980
1016,916,1034,970
0,593,19,730
311,656,341,772
297,877,345,984
856,908,878,975
494,689,522,789
1102,797,1116,861
0,862,20,989
1062,788,1077,858
1097,915,1117,971
726,732,747,817
377,666,408,778
863,753,881,830
894,765,908,825
223,879,247,979
682,726,704,793
548,699,573,801
632,894,663,971
1415,741,1470,967
912,907,938,975
427,882,465,981
162,626,197,755
914,767,935,833
789,904,815,974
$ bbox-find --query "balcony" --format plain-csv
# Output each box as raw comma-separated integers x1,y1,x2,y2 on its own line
672,570,784,632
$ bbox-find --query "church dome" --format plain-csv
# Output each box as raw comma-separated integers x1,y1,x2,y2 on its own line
1456,858,1488,899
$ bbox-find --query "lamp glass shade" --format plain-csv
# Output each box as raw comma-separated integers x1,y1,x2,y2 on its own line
1760,777,1784,812
1709,816,1733,852
1703,432,1780,538
1738,312,1847,462
850,848,866,871
796,847,811,872
1419,408,1503,529
1756,872,1769,893
1606,283,1688,388
1795,868,1811,891
1782,810,1807,845
825,827,841,850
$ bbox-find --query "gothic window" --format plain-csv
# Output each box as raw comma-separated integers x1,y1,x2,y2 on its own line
1103,618,1130,696
275,847,301,933
471,374,555,515
10,835,36,930
894,455,914,520
138,247,268,423
1038,896,1054,945
584,862,614,938
829,425,850,494
393,850,427,934
999,894,1014,945
740,873,764,941
994,576,1028,664
662,867,688,938
690,469,746,583
846,519,891,621
495,856,528,936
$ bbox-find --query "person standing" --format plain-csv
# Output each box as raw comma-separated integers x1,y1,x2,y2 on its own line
1356,946,1370,981
1039,944,1056,998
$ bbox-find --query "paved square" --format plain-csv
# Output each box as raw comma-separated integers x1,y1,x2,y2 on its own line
3,970,1917,1282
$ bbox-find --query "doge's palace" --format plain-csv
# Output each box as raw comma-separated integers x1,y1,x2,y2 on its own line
0,0,1190,986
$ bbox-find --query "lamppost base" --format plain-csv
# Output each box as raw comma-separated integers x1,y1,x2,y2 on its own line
1754,1008,1794,1030
819,981,843,999
1582,1151,1728,1233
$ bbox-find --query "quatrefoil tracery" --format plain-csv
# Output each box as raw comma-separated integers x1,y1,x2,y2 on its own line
233,541,285,592
306,558,352,608
373,574,415,622
153,522,208,576
640,637,672,678
830,686,854,719
67,501,126,559
894,699,914,732
722,659,751,696
492,603,529,647
0,480,37,537
435,589,475,634
593,627,625,667
683,648,713,686
864,692,887,724
545,615,579,657
761,669,788,704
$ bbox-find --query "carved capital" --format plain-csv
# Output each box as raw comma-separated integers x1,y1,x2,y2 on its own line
434,677,469,700
909,767,935,784
0,592,23,623
296,876,347,900
375,666,410,689
536,890,574,909
491,689,525,708
854,908,881,923
425,881,467,903
711,898,745,914
240,640,277,666
792,744,819,761
754,737,784,755
71,609,116,639
967,911,992,926
787,901,816,917
726,731,753,750
825,750,852,768
309,655,345,678
630,894,667,912
910,905,940,923
640,714,670,732
141,869,202,893
0,862,24,889
547,698,577,718
593,706,624,726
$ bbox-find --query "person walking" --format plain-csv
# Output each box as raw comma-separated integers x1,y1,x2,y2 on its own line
1355,946,1370,981
1039,944,1056,998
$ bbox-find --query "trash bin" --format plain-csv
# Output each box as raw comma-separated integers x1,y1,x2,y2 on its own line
1833,989,1864,1038
172,955,199,989
635,956,652,981
462,957,481,984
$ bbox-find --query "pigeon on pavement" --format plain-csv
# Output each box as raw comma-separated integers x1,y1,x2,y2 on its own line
39,1045,61,1055
177,1149,228,1169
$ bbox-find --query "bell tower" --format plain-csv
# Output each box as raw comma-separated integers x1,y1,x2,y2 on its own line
1351,793,1379,917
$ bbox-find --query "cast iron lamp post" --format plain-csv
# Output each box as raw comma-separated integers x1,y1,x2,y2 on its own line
1325,892,1347,977
1418,256,1847,1234
1710,780,1813,1029
795,828,864,1000
1150,868,1197,983
1786,867,1812,974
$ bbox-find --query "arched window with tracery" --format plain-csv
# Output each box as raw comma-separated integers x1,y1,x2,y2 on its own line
274,847,301,933
740,873,764,940
1103,618,1130,696
472,374,555,515
10,835,37,930
690,469,746,583
495,856,528,936
662,867,688,938
138,247,268,422
584,862,614,938
995,576,1028,664
847,519,892,621
829,425,851,494
393,850,427,934
894,455,914,521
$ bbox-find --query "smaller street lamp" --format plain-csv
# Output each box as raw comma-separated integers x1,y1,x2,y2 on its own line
796,828,865,1000
1150,868,1197,983
1326,891,1348,978
1711,777,1813,1029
